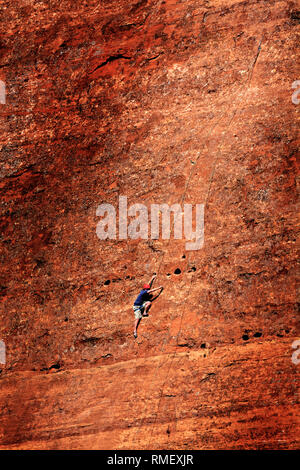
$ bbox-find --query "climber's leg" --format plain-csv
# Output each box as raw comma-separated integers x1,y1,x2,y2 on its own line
133,306,143,338
142,301,151,316
134,318,141,338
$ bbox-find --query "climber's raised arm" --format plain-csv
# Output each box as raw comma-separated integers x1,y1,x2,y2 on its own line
149,274,156,288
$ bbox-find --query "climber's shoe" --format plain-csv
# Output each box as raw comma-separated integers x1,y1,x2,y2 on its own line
142,312,149,317
133,331,137,339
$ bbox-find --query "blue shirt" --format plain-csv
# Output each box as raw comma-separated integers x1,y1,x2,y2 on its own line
134,289,151,306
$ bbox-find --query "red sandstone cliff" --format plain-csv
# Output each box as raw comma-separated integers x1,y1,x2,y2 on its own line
0,0,299,449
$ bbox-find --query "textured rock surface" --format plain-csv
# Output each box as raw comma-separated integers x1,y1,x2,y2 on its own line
0,0,299,449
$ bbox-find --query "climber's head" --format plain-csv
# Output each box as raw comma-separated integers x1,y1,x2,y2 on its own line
143,283,150,290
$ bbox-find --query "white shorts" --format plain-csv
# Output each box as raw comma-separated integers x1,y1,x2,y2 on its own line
133,302,148,320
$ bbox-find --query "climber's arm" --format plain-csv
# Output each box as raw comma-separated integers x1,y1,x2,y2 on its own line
149,274,156,288
148,286,163,294
148,286,163,301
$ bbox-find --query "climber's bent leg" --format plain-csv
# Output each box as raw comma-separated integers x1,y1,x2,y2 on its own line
143,301,152,316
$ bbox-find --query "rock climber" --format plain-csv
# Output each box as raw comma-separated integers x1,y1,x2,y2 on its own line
133,274,163,338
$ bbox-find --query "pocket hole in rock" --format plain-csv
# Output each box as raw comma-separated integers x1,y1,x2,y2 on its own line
104,280,111,285
242,334,249,341
188,266,196,272
174,268,181,275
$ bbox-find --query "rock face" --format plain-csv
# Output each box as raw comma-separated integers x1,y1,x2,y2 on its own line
0,0,299,450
